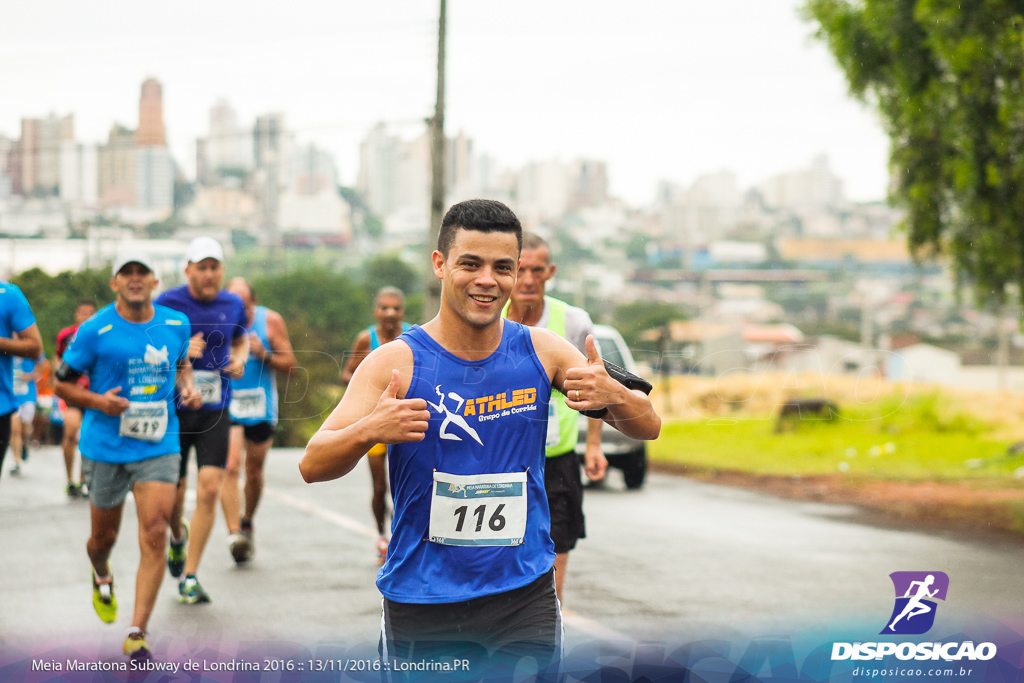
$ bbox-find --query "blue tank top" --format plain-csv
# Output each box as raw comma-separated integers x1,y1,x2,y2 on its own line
367,322,412,350
229,306,278,425
376,322,556,604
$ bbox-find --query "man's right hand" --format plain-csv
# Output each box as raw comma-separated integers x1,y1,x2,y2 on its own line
188,332,206,359
370,369,430,444
99,387,130,416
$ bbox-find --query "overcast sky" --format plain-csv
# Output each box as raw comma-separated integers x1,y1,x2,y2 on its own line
0,0,890,206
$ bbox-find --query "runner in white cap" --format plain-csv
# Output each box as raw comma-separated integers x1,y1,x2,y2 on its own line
55,253,201,660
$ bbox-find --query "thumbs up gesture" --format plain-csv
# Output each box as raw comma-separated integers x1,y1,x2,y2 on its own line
187,332,206,359
371,369,431,444
563,335,624,412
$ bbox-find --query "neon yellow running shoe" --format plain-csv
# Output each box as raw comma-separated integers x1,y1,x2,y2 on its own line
92,570,117,624
123,628,152,660
167,518,189,578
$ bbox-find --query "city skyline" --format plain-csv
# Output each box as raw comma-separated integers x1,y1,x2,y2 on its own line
0,0,889,206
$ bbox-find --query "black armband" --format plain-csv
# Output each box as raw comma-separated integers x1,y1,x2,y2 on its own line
54,361,83,384
579,361,654,419
603,360,653,395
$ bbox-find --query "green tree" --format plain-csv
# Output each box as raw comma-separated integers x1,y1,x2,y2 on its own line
804,0,1024,303
251,268,370,446
360,253,421,300
612,301,688,349
11,268,115,357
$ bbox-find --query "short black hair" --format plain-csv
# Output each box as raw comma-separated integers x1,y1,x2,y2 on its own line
76,299,98,311
437,199,522,258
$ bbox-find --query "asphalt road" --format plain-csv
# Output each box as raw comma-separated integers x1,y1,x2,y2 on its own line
2,446,1023,663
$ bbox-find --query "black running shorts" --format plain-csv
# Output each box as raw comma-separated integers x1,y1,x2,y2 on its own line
230,421,276,444
380,567,562,670
544,451,586,554
0,411,11,474
177,409,231,479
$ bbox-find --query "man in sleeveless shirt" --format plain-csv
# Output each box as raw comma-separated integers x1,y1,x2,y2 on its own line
301,199,660,671
505,232,606,604
222,277,297,563
340,286,412,563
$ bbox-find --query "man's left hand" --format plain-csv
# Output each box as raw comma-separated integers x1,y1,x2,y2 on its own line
563,335,625,413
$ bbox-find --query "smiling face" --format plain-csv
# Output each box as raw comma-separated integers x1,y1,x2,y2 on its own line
110,262,157,307
512,245,555,308
433,227,519,330
185,258,224,302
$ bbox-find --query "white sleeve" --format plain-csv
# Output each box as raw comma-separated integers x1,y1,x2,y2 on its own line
563,306,595,354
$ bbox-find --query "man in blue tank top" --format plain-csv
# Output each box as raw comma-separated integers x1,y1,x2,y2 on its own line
155,236,249,604
55,253,202,661
0,279,43,487
222,277,296,564
301,199,661,671
340,286,412,563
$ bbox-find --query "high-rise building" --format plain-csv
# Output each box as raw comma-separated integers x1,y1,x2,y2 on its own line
18,114,72,196
136,146,173,211
136,78,166,147
133,78,173,215
98,124,136,207
206,99,253,177
60,140,99,204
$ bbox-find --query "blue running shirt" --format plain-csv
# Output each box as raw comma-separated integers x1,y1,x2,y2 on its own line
155,285,247,412
0,282,37,416
62,304,191,464
13,353,44,405
377,322,556,604
229,306,277,425
368,322,412,350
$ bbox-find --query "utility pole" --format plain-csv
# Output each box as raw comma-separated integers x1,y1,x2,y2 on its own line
422,0,447,321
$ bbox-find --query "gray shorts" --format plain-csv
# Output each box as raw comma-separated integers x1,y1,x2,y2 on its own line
84,453,181,510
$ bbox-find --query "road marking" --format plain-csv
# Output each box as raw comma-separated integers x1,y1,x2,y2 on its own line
561,609,633,641
267,487,635,642
265,487,378,539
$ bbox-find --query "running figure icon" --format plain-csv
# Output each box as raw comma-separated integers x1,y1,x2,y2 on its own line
427,385,483,445
887,574,938,632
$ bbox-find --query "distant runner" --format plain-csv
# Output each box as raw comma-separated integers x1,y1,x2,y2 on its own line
155,237,248,604
505,232,607,604
0,279,43,487
55,299,98,497
55,253,201,660
221,277,296,563
9,351,47,476
340,286,411,563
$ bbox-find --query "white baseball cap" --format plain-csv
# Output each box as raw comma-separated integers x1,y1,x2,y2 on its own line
112,252,156,275
186,236,224,264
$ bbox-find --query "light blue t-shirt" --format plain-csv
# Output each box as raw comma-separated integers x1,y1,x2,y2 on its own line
14,354,45,405
62,303,191,464
0,282,38,416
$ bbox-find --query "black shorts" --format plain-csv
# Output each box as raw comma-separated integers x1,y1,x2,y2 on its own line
177,409,231,479
544,450,585,554
381,567,562,670
231,421,276,444
0,411,11,473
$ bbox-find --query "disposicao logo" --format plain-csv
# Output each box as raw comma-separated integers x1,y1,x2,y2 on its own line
882,571,948,635
831,571,997,662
